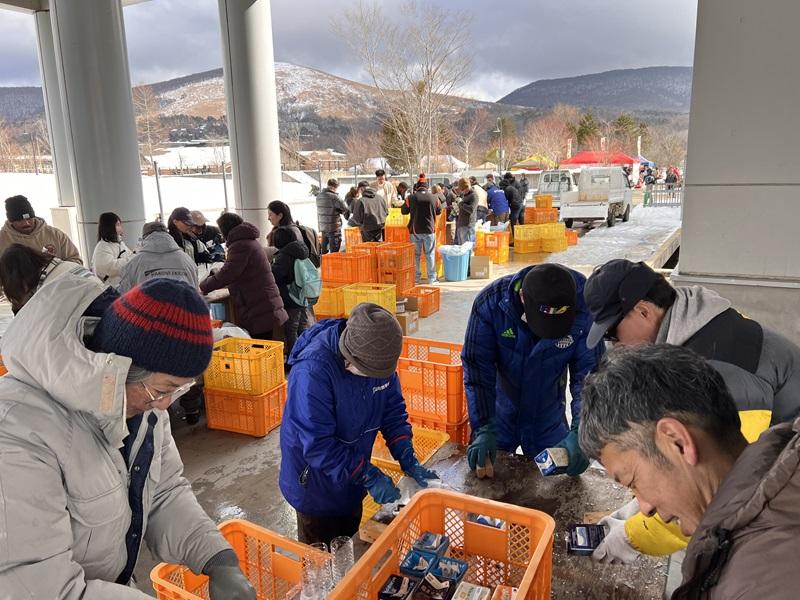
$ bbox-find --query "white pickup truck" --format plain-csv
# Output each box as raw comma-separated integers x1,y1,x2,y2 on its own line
533,169,579,208
560,167,632,228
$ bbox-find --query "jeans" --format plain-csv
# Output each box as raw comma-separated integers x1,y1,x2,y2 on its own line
510,204,524,239
321,231,342,254
410,233,436,283
455,225,475,246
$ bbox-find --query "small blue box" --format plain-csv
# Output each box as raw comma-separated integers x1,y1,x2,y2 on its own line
413,532,450,556
429,556,468,584
534,448,568,476
399,548,439,579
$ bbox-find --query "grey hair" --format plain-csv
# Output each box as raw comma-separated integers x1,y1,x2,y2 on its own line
578,344,743,463
126,364,153,384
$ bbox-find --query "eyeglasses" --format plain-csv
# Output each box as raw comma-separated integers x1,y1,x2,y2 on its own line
141,380,194,406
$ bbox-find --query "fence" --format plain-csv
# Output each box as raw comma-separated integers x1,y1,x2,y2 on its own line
643,183,683,207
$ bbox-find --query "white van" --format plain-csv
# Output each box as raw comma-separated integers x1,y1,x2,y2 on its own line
534,169,579,208
560,167,632,228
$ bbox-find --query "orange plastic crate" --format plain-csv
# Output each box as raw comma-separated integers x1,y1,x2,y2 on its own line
204,383,286,437
377,242,415,270
384,225,411,243
535,193,553,209
405,285,440,317
566,229,578,246
345,227,362,249
542,236,568,253
151,519,328,600
398,337,466,424
352,241,386,274
316,284,347,318
530,208,559,224
379,266,415,296
514,238,542,254
342,283,397,315
330,489,555,600
0,356,6,377
410,415,471,445
435,212,447,246
203,338,284,395
476,244,510,264
420,253,444,281
485,231,510,249
321,250,375,284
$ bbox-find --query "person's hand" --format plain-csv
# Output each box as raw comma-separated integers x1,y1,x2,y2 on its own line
393,438,439,487
43,244,56,256
362,464,401,504
554,426,590,476
593,514,640,565
207,565,256,600
405,463,439,487
467,422,497,478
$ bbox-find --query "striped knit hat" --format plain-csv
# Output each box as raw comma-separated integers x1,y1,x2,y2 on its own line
94,278,213,377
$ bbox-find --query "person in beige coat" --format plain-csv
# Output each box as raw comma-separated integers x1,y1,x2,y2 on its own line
579,344,800,599
0,276,255,599
0,194,82,263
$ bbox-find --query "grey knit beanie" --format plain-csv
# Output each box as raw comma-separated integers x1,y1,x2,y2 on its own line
339,303,403,378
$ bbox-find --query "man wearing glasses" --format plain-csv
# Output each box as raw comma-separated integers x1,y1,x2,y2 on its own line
0,194,82,263
0,277,255,599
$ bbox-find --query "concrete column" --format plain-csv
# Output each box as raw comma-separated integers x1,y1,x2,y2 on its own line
673,0,800,344
49,0,146,261
34,10,74,208
218,0,282,235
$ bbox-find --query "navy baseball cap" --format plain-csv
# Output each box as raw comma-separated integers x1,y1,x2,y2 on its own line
584,260,662,348
521,264,577,340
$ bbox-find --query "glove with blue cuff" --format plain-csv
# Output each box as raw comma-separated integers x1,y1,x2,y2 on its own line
554,420,590,476
467,421,497,478
393,438,439,487
360,463,402,504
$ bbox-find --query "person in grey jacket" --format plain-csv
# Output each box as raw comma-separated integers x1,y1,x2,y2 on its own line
0,276,254,599
585,259,800,424
315,178,350,254
118,221,199,293
351,187,388,242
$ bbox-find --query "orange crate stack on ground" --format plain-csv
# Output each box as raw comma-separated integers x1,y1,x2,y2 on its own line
410,415,471,445
514,238,542,254
344,227,362,249
204,383,287,437
475,231,510,264
329,489,555,600
379,266,416,297
376,242,415,270
535,193,553,208
384,225,410,243
566,229,578,246
530,208,559,224
405,285,441,317
151,519,328,600
315,284,347,318
351,241,386,275
203,338,284,396
321,250,375,284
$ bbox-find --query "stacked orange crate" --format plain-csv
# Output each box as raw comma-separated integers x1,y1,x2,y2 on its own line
529,208,559,224
475,231,510,264
344,227,362,249
377,242,416,296
384,225,410,243
405,285,440,317
321,250,375,284
352,241,386,276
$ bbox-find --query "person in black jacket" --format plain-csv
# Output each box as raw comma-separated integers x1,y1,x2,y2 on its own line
401,180,442,284
190,210,225,263
315,178,350,254
454,177,477,245
351,188,388,242
501,174,524,239
271,227,312,358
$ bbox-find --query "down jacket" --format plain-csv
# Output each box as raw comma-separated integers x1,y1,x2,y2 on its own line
673,417,800,599
118,231,198,293
279,319,413,517
462,266,603,455
0,217,82,264
315,188,350,234
91,239,133,287
200,222,288,336
0,276,230,599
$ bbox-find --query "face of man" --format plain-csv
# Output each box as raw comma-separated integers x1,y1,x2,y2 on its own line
125,373,195,417
599,422,710,537
11,217,36,234
377,174,386,184
610,301,663,346
174,220,193,234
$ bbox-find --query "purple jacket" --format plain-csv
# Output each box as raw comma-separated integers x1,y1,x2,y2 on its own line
200,222,288,335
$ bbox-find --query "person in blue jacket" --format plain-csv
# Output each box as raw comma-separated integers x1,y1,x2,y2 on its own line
485,174,510,225
279,303,437,545
462,263,603,478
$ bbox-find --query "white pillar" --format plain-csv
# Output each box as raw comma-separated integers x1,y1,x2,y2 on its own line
49,0,146,261
218,0,282,235
34,10,74,208
673,0,800,344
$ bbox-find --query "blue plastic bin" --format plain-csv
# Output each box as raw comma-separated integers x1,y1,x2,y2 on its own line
438,243,473,282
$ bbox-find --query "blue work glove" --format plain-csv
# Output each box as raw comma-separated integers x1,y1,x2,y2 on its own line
203,551,256,600
394,439,439,487
467,422,497,477
554,422,590,476
361,463,402,504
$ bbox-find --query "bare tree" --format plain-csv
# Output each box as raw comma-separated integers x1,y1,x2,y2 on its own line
519,116,572,166
133,84,166,171
0,119,19,172
452,108,489,167
342,128,379,171
647,126,687,168
336,0,472,174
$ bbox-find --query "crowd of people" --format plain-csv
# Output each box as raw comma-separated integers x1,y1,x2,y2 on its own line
0,182,798,598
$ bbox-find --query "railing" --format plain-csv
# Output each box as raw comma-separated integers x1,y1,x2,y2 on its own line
643,183,683,207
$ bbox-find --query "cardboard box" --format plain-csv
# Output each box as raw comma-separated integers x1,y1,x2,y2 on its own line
470,255,493,279
396,310,419,335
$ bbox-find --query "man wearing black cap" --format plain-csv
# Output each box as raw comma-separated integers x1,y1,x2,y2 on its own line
462,263,603,478
0,194,82,263
584,259,800,424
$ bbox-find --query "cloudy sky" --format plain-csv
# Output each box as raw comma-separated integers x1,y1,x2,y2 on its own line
0,0,698,101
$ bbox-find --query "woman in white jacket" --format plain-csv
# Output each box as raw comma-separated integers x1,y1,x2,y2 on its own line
91,212,132,287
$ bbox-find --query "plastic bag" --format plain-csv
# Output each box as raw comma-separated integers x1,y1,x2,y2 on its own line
438,242,474,257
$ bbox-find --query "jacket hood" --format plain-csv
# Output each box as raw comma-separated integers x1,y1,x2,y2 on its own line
0,276,132,448
2,216,46,239
288,318,343,367
226,222,260,244
362,189,376,198
656,285,731,346
279,239,309,260
141,230,182,254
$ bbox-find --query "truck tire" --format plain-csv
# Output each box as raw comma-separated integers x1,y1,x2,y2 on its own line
622,204,631,222
606,211,615,227
564,218,574,228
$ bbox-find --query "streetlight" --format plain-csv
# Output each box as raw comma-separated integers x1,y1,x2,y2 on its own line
493,117,504,173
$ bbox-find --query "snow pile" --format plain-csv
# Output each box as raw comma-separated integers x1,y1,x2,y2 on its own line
150,146,230,170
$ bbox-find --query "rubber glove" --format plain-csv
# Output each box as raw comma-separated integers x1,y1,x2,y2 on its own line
592,498,642,565
361,463,402,504
554,422,590,476
394,439,439,487
203,551,256,600
467,421,497,477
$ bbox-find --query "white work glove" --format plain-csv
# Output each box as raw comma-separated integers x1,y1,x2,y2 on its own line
592,498,641,565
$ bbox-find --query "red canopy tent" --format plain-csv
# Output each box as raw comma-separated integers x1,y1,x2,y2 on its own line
559,150,637,166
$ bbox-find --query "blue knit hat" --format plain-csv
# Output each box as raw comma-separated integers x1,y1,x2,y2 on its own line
94,278,213,377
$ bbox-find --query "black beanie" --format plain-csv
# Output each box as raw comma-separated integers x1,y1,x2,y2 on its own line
6,195,35,221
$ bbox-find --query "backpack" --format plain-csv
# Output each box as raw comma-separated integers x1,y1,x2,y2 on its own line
296,223,322,268
288,257,322,307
